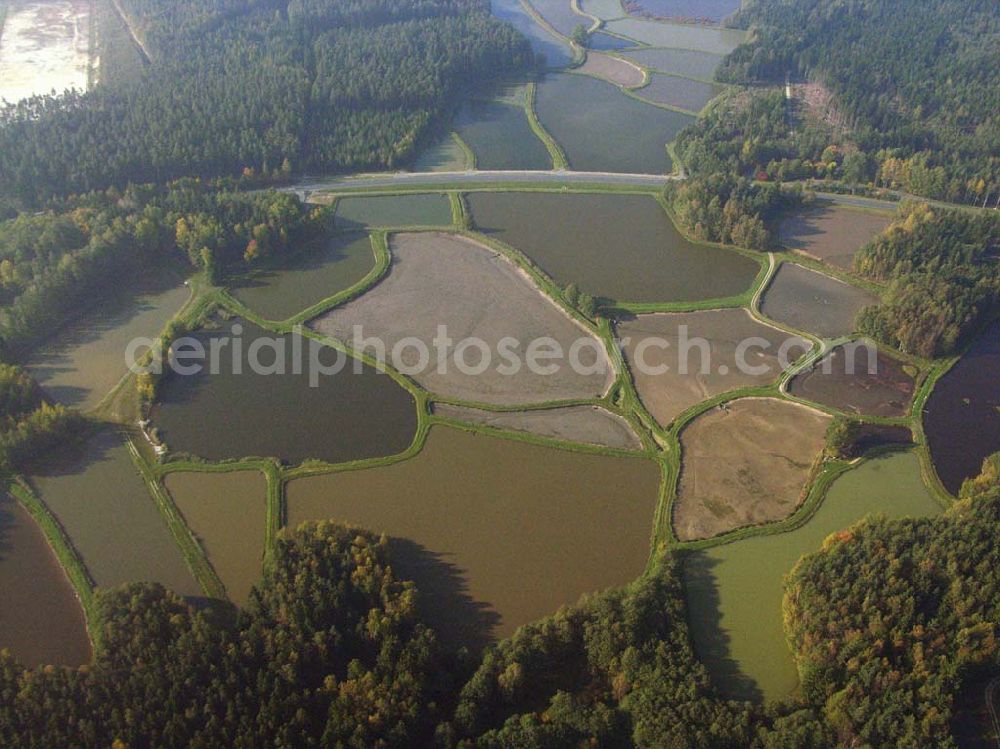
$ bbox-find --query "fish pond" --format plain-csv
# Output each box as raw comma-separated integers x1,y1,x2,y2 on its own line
626,0,741,23
152,319,417,465
491,0,574,68
604,17,744,53
684,450,943,703
778,202,893,272
0,493,91,667
534,72,693,173
24,271,189,411
285,425,661,649
165,470,267,606
455,97,551,170
466,191,760,303
925,319,1000,495
334,193,452,229
634,73,723,112
619,46,724,80
29,429,202,596
760,263,877,340
229,232,375,321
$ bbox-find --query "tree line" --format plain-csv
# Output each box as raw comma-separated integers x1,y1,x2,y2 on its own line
0,0,532,207
719,0,999,205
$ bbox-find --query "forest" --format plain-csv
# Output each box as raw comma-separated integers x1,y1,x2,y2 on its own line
854,203,1000,358
719,0,1000,204
3,472,998,749
0,0,532,207
0,180,328,358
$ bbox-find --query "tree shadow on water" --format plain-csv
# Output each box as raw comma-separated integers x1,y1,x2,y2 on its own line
387,537,501,654
682,550,764,704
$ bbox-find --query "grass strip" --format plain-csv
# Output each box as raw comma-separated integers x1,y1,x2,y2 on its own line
524,82,570,170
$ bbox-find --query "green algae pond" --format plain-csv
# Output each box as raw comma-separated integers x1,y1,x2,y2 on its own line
0,493,91,667
534,73,693,173
412,133,470,172
29,429,202,596
334,194,453,229
165,470,267,606
466,191,760,303
683,451,943,703
152,319,417,465
285,425,661,650
23,272,190,411
456,98,552,170
229,232,375,321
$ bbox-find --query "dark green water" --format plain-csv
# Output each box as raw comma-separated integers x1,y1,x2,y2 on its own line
467,191,760,303
229,233,375,321
153,320,417,465
335,194,452,229
534,73,693,173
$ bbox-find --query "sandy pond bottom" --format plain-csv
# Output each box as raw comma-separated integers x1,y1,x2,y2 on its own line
165,471,267,607
466,191,760,304
434,403,642,450
675,398,831,541
29,429,202,596
761,263,878,340
618,309,810,427
0,493,91,667
778,202,893,271
684,451,942,703
0,0,91,103
311,232,613,405
286,425,661,648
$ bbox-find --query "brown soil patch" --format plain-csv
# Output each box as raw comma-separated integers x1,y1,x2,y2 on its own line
675,398,831,541
310,232,614,405
434,403,642,450
778,202,893,271
577,52,645,88
618,309,812,426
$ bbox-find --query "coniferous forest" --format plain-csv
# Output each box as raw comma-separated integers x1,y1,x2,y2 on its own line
0,0,531,207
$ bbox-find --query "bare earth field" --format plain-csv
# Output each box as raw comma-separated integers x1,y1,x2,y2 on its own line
760,263,878,340
0,0,91,103
434,403,642,450
310,232,614,405
576,53,645,88
675,398,831,541
789,344,915,418
778,202,893,271
618,309,812,426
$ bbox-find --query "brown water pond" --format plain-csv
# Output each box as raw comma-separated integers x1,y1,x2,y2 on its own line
285,425,661,649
